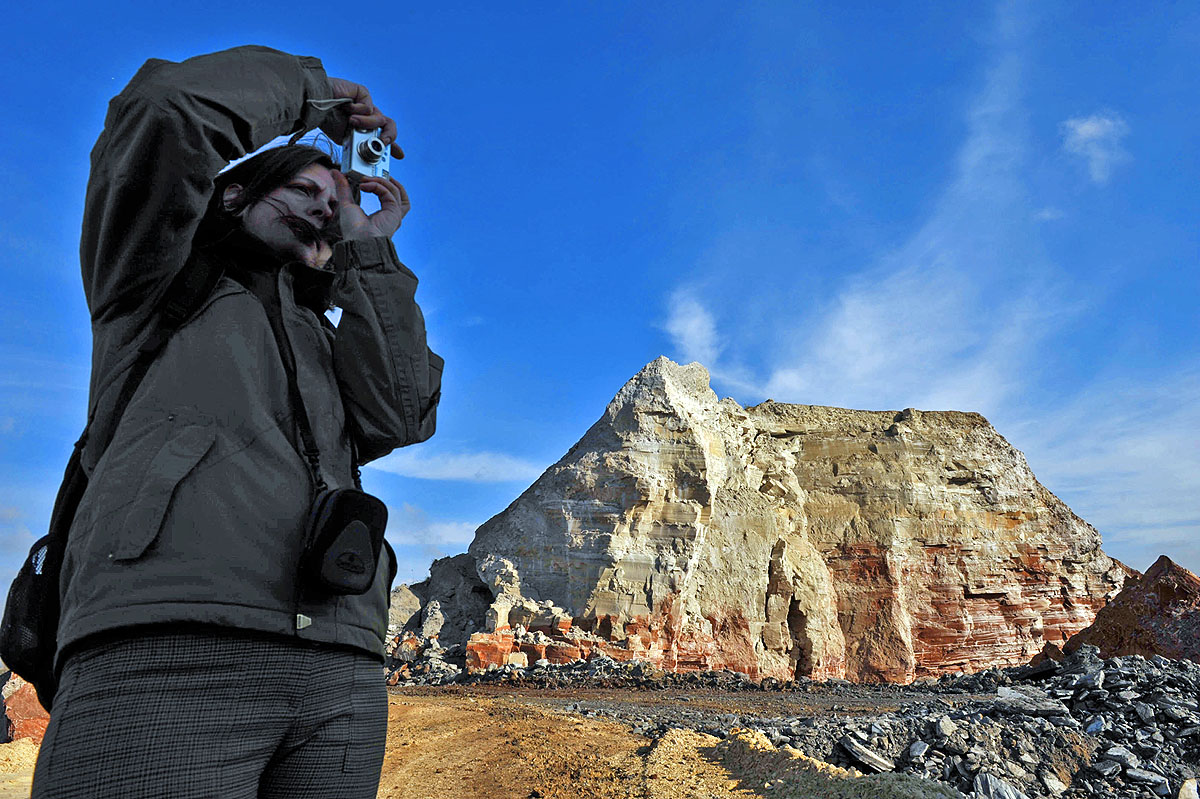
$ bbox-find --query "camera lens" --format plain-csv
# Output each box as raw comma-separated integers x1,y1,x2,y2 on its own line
357,137,386,164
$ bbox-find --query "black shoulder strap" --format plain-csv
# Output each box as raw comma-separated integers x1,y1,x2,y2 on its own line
263,300,364,496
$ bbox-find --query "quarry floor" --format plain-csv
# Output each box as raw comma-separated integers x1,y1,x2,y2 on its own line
377,684,990,799
0,684,990,798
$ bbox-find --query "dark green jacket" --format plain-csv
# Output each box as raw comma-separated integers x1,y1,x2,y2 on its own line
57,46,442,668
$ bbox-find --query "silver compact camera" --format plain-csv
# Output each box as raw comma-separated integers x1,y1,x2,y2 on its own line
341,128,391,179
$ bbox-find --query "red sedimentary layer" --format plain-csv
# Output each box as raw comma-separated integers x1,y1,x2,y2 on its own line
464,539,1123,683
2,679,50,744
821,541,1119,682
1064,555,1200,663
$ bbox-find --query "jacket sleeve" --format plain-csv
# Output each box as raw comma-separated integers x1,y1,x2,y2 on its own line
329,237,443,463
81,46,331,335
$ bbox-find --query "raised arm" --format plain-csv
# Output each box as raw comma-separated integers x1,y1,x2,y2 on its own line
327,165,441,461
81,46,332,333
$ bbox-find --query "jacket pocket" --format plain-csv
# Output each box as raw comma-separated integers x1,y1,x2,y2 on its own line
111,421,216,562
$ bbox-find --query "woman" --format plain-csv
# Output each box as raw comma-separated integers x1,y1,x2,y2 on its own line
32,45,441,797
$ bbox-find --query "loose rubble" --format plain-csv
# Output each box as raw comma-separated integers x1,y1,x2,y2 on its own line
386,634,1200,798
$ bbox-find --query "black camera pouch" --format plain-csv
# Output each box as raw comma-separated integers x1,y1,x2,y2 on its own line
301,488,388,595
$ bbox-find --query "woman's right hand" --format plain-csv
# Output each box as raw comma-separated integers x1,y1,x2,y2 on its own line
320,77,405,159
333,170,410,241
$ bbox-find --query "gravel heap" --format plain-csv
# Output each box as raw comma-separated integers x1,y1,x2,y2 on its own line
385,639,1199,799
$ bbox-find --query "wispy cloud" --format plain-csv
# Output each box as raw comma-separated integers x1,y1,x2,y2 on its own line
385,503,481,584
388,504,478,549
665,289,722,369
367,449,545,483
1018,369,1200,573
1060,111,1130,185
674,16,1054,418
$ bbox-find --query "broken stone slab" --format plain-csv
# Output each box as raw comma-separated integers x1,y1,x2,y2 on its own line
933,715,958,738
1158,703,1194,723
1102,744,1141,768
1013,658,1061,682
1125,768,1170,789
1039,771,1068,796
993,686,1074,721
838,735,894,772
973,772,1031,799
1178,778,1198,799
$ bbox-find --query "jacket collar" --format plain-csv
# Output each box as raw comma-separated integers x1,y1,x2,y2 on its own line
200,227,335,314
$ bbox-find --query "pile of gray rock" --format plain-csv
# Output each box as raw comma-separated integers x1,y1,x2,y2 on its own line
384,633,762,689
383,634,463,685
589,647,1199,799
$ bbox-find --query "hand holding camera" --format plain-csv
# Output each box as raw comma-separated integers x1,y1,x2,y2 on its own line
319,77,405,162
317,77,410,240
333,170,410,241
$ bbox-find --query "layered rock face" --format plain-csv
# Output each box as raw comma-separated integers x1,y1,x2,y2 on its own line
1064,555,1200,663
439,357,1127,682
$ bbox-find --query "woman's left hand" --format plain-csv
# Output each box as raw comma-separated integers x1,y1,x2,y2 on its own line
320,77,405,160
333,171,411,240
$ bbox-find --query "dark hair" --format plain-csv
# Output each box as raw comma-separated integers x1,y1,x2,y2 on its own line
194,145,344,250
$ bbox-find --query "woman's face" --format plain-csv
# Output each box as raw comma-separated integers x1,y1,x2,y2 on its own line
232,164,340,269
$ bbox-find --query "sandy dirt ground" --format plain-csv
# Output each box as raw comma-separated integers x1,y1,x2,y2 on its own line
0,738,36,799
378,691,760,799
0,692,757,799
0,686,960,798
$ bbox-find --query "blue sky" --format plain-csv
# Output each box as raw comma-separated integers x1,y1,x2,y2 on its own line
1,2,1197,597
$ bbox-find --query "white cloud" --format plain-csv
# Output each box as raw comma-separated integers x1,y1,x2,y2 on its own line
664,289,722,368
1015,370,1200,574
681,33,1053,418
1060,111,1130,185
367,449,544,483
384,503,482,584
387,503,479,548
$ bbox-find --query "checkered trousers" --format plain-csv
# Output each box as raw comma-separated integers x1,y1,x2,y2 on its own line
31,627,387,798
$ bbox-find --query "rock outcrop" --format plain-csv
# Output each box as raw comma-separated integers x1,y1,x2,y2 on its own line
0,674,49,744
388,584,422,633
399,554,493,645
1063,555,1200,664
426,357,1128,682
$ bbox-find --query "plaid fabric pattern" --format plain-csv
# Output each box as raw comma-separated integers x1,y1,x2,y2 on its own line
31,628,387,798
